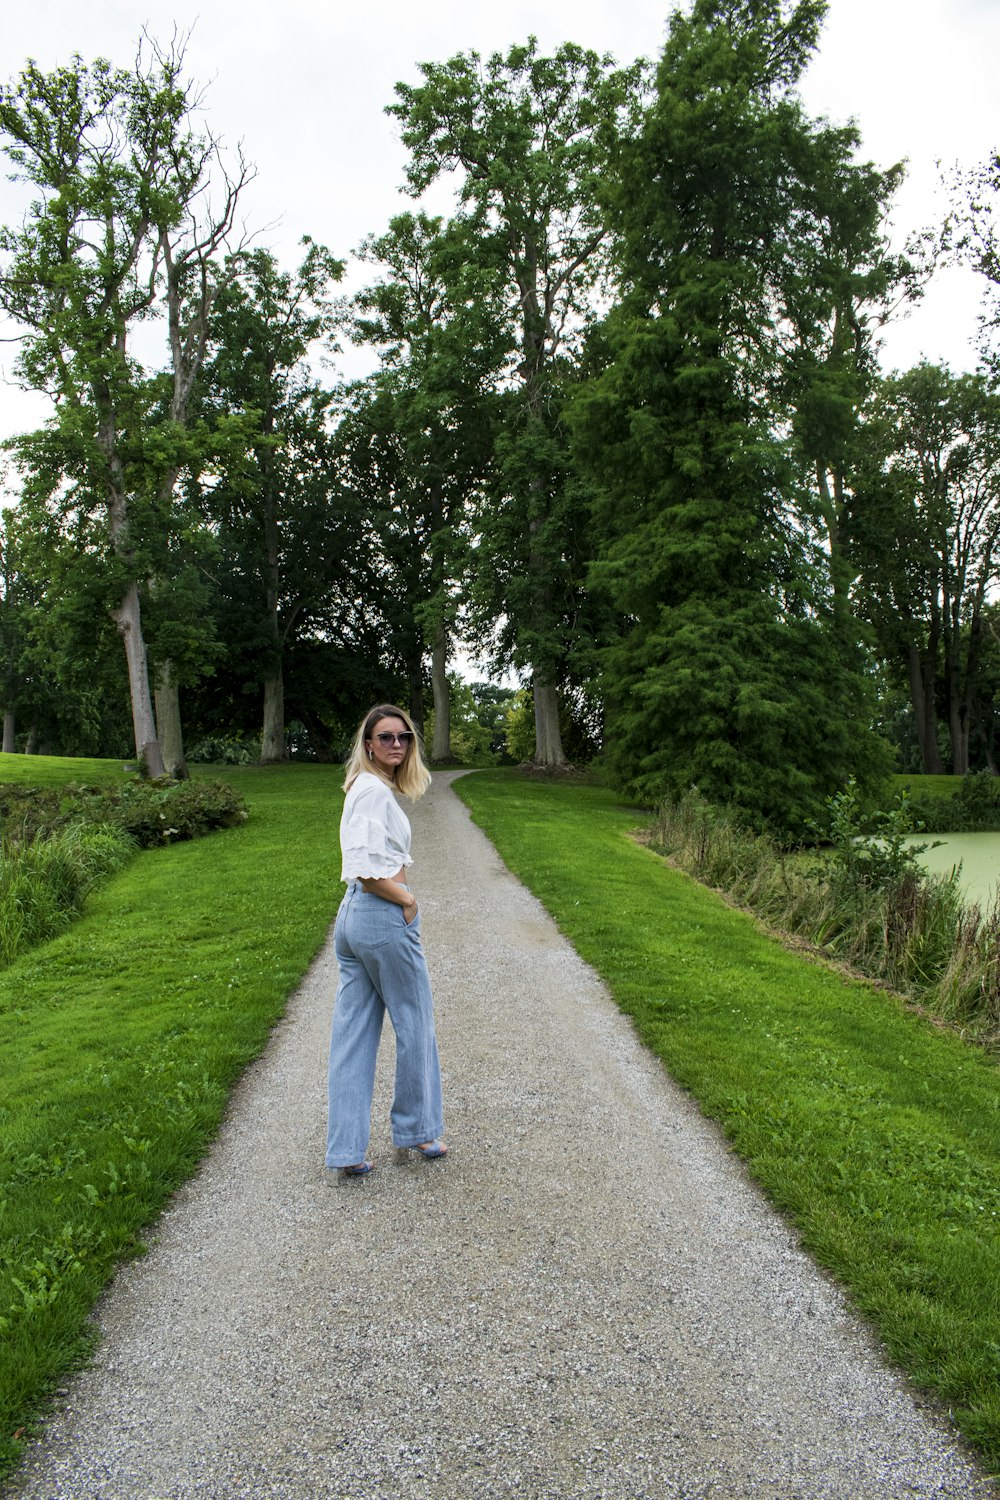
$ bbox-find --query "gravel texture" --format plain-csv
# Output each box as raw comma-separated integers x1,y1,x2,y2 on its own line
6,771,996,1500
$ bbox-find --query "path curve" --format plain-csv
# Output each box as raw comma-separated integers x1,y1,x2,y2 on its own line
6,772,995,1500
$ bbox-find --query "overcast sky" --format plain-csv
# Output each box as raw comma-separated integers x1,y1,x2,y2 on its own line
1,0,997,447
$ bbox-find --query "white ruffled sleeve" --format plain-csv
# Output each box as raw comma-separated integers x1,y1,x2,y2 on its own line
340,809,401,882
339,775,413,882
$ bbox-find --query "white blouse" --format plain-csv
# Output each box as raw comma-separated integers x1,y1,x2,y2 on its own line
340,772,414,883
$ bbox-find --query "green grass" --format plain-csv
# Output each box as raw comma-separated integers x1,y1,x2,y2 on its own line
893,773,963,799
0,752,132,787
455,771,1000,1473
0,758,343,1478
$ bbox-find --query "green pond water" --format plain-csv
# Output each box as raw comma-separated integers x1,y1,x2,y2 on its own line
907,833,1000,908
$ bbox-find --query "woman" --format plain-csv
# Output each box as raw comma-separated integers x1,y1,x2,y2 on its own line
326,704,447,1177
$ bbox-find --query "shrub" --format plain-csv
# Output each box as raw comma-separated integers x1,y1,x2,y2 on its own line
820,776,930,898
0,777,248,850
906,771,1000,833
186,733,261,765
102,778,248,848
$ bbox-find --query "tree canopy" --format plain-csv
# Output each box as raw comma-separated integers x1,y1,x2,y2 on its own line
0,13,998,829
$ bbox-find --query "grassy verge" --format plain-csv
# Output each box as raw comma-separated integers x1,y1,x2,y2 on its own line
454,770,1000,1474
0,760,343,1479
655,788,1000,1041
0,753,131,788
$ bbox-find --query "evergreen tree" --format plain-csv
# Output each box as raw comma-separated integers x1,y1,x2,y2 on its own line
571,0,894,833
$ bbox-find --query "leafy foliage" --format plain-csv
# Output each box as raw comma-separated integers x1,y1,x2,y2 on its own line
851,365,1000,776
820,776,929,897
0,41,250,771
390,38,647,763
906,771,1000,832
570,0,898,830
0,777,247,849
186,733,262,766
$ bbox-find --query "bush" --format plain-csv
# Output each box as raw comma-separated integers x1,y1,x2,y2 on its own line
94,778,249,847
0,777,248,850
186,732,261,765
906,772,1000,832
820,776,930,898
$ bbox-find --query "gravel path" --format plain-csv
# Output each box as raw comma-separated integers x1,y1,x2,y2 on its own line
6,772,995,1500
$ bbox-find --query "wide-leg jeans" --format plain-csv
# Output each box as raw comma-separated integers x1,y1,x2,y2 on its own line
325,881,444,1168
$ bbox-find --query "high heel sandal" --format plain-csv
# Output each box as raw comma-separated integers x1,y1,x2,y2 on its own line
341,1161,374,1177
413,1140,447,1160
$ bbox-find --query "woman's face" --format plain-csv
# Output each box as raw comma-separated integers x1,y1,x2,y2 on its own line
366,715,413,778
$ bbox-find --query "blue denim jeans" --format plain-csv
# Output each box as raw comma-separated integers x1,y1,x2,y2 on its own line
325,882,444,1167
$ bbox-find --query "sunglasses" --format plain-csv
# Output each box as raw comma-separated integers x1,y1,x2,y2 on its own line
372,731,414,747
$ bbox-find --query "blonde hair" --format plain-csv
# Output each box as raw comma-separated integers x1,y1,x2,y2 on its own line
343,703,432,801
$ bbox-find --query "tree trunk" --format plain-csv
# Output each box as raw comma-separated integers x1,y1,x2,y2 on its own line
532,674,565,767
952,610,985,778
983,724,999,776
817,463,854,633
407,664,424,739
2,711,15,754
297,707,335,763
906,641,944,775
112,580,165,778
944,628,967,775
25,724,38,755
258,399,288,768
430,622,451,761
526,472,566,766
948,691,969,776
261,674,285,763
154,661,189,779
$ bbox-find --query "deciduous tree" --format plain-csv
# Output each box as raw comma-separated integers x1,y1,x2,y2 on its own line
389,39,646,765
0,40,249,773
852,363,1000,775
200,243,366,763
349,212,499,756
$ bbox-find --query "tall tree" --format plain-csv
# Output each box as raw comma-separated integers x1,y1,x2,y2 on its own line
950,149,1000,370
0,41,248,774
350,212,499,757
329,377,437,736
201,243,362,763
570,0,893,833
780,141,914,629
852,363,1000,775
389,39,646,765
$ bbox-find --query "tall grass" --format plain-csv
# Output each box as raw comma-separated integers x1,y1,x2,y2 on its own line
0,825,133,968
655,790,1000,1041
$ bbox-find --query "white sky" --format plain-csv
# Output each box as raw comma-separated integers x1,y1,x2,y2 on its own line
0,0,997,448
